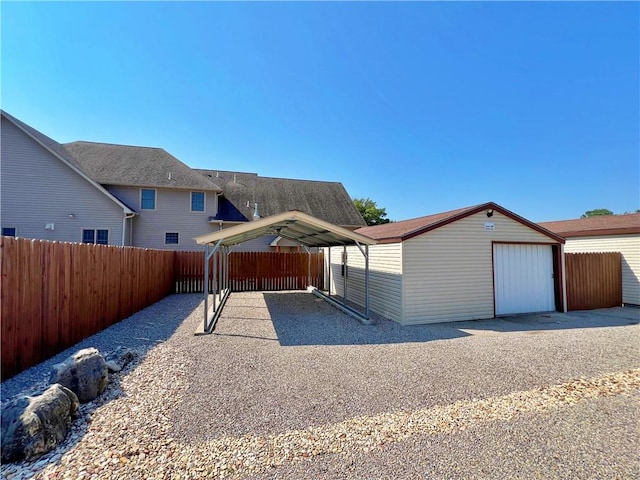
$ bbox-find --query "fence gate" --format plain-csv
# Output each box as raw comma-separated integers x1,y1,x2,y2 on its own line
565,252,622,311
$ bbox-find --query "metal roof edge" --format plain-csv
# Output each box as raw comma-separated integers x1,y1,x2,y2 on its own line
194,210,377,246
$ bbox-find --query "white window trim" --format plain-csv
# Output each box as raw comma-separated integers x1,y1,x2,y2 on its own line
213,193,220,217
2,226,17,237
80,228,110,245
140,188,157,211
164,231,180,246
190,191,206,213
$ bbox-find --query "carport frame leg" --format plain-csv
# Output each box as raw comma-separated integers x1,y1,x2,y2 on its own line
200,239,224,335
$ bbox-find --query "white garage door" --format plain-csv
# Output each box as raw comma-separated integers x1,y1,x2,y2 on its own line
493,244,555,315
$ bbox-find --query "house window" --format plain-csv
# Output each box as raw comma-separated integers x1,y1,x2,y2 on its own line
96,230,109,245
2,227,16,237
141,189,156,210
82,229,109,245
191,191,205,212
165,232,179,245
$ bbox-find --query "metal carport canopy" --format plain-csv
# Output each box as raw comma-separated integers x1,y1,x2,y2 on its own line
194,210,377,248
192,211,377,334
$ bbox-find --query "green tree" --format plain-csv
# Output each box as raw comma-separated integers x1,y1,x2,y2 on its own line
581,208,614,218
353,197,391,226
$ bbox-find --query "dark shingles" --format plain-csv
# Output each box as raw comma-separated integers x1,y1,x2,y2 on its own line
196,169,366,227
356,204,479,241
539,213,640,237
64,141,222,191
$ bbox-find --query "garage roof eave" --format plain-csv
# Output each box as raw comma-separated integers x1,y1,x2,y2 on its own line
194,210,377,248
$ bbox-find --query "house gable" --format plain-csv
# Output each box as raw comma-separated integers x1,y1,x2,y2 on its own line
357,202,565,244
0,114,129,244
1,111,133,214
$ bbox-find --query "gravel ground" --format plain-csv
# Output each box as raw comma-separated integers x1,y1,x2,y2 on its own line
259,392,640,480
1,291,638,479
1,294,203,403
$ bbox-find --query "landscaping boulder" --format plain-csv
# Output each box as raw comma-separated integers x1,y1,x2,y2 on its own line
50,348,108,403
1,384,79,462
104,346,138,373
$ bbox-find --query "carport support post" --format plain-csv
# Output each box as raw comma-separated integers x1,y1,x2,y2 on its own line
218,246,223,296
317,249,322,290
365,244,370,318
203,240,222,333
327,247,331,296
204,244,209,301
212,249,218,312
223,246,228,292
353,241,371,319
203,245,209,332
302,245,312,288
343,245,348,308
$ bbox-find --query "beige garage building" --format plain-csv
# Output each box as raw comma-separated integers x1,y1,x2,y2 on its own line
327,202,567,325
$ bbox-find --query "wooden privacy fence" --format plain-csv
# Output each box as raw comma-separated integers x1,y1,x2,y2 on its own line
229,251,324,291
565,252,622,311
174,251,325,293
1,237,175,379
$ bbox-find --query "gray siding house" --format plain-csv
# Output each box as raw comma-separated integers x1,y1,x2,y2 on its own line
64,142,222,251
1,111,134,245
2,111,365,251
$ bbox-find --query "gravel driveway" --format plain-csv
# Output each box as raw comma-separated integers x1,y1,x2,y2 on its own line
2,291,639,479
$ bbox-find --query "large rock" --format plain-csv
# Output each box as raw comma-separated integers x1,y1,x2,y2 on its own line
50,348,108,403
1,384,79,462
104,346,138,373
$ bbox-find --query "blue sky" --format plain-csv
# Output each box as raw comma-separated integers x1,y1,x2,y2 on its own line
2,2,638,222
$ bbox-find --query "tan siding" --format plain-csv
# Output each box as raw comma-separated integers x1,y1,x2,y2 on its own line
564,235,640,305
327,243,403,322
107,186,218,251
402,211,558,324
0,117,125,244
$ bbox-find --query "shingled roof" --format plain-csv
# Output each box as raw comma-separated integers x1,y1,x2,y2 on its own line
64,141,221,191
356,202,564,244
195,170,366,228
539,213,640,237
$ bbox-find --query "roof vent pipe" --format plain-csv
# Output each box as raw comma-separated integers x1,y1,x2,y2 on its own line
253,203,260,220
